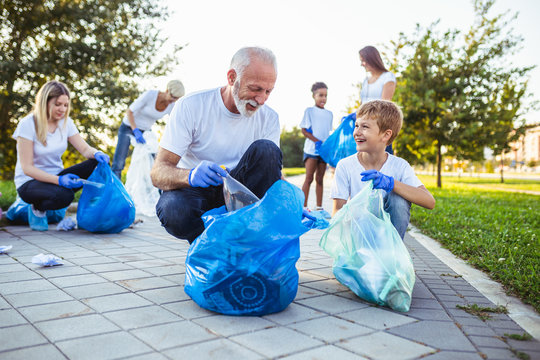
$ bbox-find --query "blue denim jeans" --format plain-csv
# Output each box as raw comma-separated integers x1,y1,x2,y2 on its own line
156,139,283,243
111,123,135,179
383,191,411,240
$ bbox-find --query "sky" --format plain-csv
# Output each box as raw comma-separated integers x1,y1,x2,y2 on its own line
145,0,540,131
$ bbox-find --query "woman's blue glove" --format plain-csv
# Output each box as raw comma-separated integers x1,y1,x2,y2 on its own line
132,128,146,144
189,160,228,188
361,170,395,192
315,141,322,152
94,151,109,164
58,174,82,189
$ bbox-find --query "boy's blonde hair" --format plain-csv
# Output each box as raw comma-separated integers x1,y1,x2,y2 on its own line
356,100,403,145
33,80,71,146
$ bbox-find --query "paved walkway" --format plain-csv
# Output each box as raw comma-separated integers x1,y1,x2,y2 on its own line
0,175,539,359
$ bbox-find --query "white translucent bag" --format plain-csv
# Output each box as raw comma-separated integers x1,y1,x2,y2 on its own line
125,131,160,217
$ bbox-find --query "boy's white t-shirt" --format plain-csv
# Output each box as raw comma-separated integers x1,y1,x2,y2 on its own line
331,153,423,200
299,106,333,155
12,114,79,189
160,87,280,170
122,89,175,131
360,71,396,103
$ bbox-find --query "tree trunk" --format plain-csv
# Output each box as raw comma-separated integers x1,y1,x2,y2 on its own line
437,141,442,188
500,152,505,183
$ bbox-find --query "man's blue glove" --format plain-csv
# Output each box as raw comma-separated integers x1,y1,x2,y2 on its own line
315,140,322,152
132,128,146,144
94,151,109,164
58,174,82,189
302,208,317,221
361,170,395,192
189,160,228,188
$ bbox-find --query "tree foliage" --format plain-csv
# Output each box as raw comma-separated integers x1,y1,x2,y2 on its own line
0,0,182,179
280,127,305,168
375,0,534,186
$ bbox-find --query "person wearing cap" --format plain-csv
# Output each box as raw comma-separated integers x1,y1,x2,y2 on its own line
151,46,284,244
111,80,185,179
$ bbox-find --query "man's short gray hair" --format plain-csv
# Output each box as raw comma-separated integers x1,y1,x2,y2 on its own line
230,46,277,79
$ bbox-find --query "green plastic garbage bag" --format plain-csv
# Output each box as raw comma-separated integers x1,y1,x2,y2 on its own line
319,182,415,312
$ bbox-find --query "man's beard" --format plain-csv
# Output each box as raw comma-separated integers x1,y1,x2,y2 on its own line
232,80,261,117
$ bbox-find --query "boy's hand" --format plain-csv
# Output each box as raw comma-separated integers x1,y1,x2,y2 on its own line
361,170,394,192
315,141,322,151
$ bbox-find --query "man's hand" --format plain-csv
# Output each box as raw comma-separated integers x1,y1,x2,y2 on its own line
132,128,146,144
302,208,317,221
361,170,394,192
58,174,82,189
189,160,228,187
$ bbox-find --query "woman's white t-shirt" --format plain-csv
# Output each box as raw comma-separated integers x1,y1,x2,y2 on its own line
331,153,423,200
160,87,280,170
299,106,333,155
12,114,79,189
360,71,396,103
122,90,175,131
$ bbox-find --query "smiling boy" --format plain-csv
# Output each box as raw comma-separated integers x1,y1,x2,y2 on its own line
330,100,435,239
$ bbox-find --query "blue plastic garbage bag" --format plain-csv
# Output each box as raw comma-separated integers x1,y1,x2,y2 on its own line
319,112,357,168
319,182,415,312
77,162,135,233
185,180,310,316
6,197,66,224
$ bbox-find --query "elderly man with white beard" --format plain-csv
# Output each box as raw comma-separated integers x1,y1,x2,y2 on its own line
151,46,283,243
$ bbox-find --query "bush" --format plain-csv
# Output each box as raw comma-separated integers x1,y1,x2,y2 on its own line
280,127,305,168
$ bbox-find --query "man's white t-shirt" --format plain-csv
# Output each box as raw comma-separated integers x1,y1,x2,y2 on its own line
12,114,79,189
299,106,333,155
160,87,280,170
122,90,175,131
360,71,396,103
331,153,423,200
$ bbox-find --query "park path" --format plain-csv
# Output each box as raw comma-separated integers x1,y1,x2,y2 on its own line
0,174,538,359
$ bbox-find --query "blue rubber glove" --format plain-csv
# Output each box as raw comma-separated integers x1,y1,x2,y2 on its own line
132,128,146,144
302,208,317,221
361,170,395,192
188,161,228,188
304,127,313,134
58,174,82,189
94,151,109,164
314,140,322,152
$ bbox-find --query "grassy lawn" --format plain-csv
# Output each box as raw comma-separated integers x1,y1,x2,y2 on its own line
282,167,306,177
419,174,540,192
411,181,539,312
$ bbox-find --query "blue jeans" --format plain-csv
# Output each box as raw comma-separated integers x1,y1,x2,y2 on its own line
383,191,411,240
111,123,136,179
156,139,283,243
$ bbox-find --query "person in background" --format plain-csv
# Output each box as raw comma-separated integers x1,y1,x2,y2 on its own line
13,80,110,231
359,45,397,154
300,82,333,217
151,46,284,244
111,79,185,179
331,100,435,239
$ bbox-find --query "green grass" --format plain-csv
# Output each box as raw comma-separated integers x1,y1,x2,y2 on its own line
411,183,540,312
505,333,533,341
0,180,16,210
418,175,540,192
455,304,508,321
283,167,306,177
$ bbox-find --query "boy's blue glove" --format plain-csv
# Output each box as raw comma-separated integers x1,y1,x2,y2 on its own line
132,128,146,144
189,160,228,188
315,141,322,152
58,174,82,189
94,151,109,164
302,208,317,221
305,127,313,134
361,170,395,192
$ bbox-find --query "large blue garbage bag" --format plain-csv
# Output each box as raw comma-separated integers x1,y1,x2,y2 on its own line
77,162,135,233
319,182,415,312
319,112,357,168
6,197,66,224
185,180,310,316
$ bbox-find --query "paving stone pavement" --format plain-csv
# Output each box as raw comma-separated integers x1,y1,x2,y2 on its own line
1,175,539,359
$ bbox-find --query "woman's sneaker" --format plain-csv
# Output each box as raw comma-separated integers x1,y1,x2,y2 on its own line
28,205,48,231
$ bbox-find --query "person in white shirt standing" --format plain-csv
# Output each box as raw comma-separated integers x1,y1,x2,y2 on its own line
300,82,333,216
359,46,397,154
111,80,185,179
13,80,110,231
151,46,283,244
